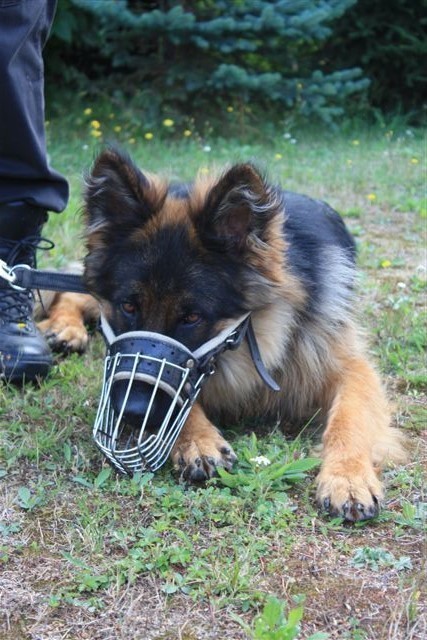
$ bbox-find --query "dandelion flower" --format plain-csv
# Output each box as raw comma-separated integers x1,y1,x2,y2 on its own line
380,259,392,268
199,167,209,175
113,125,122,133
367,193,377,202
351,139,360,146
411,158,419,164
183,130,192,137
90,129,102,138
83,108,92,116
144,132,154,140
274,153,282,160
163,118,174,127
226,106,234,112
90,120,101,129
128,137,136,144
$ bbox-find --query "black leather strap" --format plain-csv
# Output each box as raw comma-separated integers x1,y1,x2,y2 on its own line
246,320,280,392
12,266,88,294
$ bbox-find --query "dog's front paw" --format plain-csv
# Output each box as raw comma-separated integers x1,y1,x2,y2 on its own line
171,433,237,484
316,462,384,522
38,317,88,353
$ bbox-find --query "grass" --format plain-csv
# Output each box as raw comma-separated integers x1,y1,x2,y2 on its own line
0,105,426,639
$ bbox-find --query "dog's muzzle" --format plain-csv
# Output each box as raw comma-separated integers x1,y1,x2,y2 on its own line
93,313,251,475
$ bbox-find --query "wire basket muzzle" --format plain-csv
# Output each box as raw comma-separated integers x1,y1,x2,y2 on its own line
93,331,205,475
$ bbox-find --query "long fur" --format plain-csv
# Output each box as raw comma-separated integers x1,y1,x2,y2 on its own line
38,148,407,522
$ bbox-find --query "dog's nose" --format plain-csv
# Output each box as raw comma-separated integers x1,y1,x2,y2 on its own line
110,379,175,431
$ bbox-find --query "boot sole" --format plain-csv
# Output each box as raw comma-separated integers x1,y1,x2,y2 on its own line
0,355,53,383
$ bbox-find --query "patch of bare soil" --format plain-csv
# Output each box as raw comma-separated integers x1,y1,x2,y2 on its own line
1,446,425,640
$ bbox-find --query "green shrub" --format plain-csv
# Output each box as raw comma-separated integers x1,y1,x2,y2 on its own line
45,0,368,126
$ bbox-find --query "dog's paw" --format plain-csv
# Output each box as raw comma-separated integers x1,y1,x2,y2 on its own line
316,463,384,522
38,317,88,353
171,434,237,484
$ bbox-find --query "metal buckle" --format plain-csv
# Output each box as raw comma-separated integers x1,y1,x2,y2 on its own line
225,317,250,350
0,260,30,291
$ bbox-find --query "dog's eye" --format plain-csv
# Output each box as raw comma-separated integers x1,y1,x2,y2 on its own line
181,312,201,326
120,301,137,316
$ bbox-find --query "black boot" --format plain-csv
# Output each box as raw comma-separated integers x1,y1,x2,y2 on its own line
0,203,53,382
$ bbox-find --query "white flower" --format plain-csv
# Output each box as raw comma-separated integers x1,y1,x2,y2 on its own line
250,455,271,467
283,132,292,139
203,145,211,152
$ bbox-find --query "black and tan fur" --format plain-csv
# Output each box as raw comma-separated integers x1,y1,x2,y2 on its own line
38,148,406,522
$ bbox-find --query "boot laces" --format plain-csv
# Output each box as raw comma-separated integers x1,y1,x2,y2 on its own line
0,236,54,324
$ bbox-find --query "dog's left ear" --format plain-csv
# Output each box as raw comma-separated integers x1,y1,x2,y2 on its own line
198,164,281,252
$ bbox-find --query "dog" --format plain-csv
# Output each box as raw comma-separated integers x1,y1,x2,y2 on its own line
38,148,406,522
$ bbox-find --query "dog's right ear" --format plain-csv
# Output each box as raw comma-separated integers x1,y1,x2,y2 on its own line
84,148,165,232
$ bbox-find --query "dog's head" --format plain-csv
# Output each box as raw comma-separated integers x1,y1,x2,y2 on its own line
83,148,287,350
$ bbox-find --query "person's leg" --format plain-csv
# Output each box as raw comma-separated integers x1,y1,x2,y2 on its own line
0,0,69,382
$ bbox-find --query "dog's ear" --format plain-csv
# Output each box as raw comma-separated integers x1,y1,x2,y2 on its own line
84,148,164,231
198,164,281,252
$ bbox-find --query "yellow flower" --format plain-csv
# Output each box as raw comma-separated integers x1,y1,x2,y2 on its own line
274,153,282,160
199,167,209,175
346,159,353,166
109,113,115,119
144,132,154,140
90,120,101,129
411,158,419,164
90,129,102,138
380,259,391,268
351,139,360,146
226,106,234,112
128,137,136,144
163,118,174,127
83,108,92,116
367,193,377,202
113,125,122,133
183,130,192,137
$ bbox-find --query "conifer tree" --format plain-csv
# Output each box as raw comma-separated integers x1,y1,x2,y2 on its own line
50,0,369,123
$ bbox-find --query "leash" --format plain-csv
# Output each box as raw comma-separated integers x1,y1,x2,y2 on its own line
0,258,279,391
0,259,88,294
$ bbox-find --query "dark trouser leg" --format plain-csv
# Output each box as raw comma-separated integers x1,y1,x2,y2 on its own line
0,0,69,211
0,0,68,381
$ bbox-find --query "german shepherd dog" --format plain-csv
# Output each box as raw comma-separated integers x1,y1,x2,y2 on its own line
38,148,406,522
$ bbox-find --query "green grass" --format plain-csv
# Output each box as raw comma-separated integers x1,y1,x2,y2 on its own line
0,106,425,639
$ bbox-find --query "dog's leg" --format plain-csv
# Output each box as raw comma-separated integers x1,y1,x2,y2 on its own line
315,356,406,521
171,403,237,483
37,292,98,353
